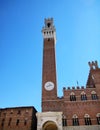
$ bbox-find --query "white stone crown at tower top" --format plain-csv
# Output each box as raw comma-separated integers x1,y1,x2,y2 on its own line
42,18,56,43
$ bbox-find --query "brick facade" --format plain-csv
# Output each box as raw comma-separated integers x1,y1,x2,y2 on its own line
0,106,37,130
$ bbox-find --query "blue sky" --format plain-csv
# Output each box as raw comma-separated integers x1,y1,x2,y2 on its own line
0,0,100,112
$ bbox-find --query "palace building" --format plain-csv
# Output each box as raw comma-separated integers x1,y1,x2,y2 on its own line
36,18,100,130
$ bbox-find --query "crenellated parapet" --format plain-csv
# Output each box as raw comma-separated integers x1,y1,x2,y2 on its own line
62,86,99,101
87,61,100,86
88,61,99,70
63,86,85,90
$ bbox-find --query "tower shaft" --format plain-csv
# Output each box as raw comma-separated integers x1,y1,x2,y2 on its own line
42,18,57,111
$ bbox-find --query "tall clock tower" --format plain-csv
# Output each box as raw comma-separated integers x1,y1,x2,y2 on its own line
42,18,57,111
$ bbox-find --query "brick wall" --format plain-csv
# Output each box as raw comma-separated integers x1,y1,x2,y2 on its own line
0,106,37,130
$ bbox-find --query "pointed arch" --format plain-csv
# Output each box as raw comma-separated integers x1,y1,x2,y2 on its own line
96,113,100,125
84,114,92,125
91,91,96,94
81,91,87,101
70,92,75,95
62,115,67,126
81,91,86,95
72,114,79,126
96,113,100,117
70,92,76,101
84,114,90,118
72,114,78,118
91,91,98,100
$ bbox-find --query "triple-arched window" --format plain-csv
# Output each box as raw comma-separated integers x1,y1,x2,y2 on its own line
84,114,92,125
72,114,79,126
96,113,100,125
62,115,67,126
81,91,87,101
70,92,76,101
91,91,98,100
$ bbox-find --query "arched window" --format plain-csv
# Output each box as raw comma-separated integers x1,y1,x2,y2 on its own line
24,118,28,125
16,119,19,126
62,115,67,126
81,91,87,101
96,113,100,125
91,91,98,100
72,114,79,126
84,114,92,125
8,118,12,126
70,92,76,101
10,110,13,114
1,118,5,127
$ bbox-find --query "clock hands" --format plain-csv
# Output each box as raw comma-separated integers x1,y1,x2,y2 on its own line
46,83,52,88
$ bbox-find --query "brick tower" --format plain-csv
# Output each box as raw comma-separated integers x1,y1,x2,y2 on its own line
42,18,57,111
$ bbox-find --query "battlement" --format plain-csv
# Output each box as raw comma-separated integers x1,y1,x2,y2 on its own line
88,61,99,70
87,61,100,86
63,86,86,90
62,85,99,102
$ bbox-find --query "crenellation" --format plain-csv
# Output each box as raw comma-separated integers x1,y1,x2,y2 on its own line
63,87,66,90
81,86,84,89
88,61,99,70
67,87,70,89
63,86,86,90
72,86,75,89
76,86,80,89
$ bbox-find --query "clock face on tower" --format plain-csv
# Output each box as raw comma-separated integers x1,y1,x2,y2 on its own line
44,81,54,91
